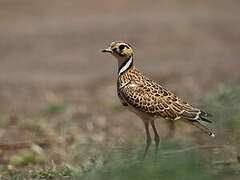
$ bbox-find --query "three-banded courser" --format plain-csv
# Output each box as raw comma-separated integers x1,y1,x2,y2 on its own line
102,41,214,159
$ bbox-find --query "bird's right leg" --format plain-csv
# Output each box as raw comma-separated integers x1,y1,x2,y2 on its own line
142,118,152,160
150,119,160,156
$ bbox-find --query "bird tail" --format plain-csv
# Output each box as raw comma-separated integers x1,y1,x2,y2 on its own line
182,119,215,138
199,110,213,123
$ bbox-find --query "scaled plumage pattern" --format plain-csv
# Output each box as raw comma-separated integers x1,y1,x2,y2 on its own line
102,41,214,159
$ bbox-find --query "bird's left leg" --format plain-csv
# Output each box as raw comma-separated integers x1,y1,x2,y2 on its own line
142,118,152,160
150,119,160,155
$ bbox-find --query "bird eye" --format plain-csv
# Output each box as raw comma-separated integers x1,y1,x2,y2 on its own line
119,45,125,50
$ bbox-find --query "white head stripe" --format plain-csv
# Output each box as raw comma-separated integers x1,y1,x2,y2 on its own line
118,57,133,77
110,41,116,46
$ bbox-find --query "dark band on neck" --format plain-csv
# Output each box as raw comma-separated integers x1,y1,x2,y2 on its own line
118,56,133,77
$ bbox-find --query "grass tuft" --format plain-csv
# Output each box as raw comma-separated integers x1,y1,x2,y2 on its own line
41,103,68,115
29,166,72,179
11,152,46,166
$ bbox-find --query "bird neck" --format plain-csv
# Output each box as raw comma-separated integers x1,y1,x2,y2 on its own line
117,56,134,77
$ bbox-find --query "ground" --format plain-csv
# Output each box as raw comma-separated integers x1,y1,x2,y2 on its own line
0,0,240,179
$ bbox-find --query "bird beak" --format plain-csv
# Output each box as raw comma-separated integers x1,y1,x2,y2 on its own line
101,47,112,53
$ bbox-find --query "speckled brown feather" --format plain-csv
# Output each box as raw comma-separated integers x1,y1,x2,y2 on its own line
117,66,214,136
118,66,200,119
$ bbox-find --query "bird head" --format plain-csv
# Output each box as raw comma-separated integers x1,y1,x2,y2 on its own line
102,41,133,61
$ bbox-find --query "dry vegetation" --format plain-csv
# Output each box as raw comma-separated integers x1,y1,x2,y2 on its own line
0,0,240,179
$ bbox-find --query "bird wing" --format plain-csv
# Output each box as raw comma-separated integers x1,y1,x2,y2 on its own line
119,79,211,123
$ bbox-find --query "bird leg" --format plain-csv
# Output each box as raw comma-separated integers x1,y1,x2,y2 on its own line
142,119,151,160
150,119,160,156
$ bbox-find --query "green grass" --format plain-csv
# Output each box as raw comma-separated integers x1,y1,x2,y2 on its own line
1,139,240,180
160,139,183,150
202,86,240,132
41,103,68,115
11,152,46,167
30,166,72,179
0,165,72,180
0,168,26,180
75,150,239,180
1,85,240,179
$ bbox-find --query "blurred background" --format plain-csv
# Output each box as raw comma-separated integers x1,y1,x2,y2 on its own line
0,0,240,179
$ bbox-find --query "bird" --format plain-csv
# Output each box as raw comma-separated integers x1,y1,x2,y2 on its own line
102,41,215,159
